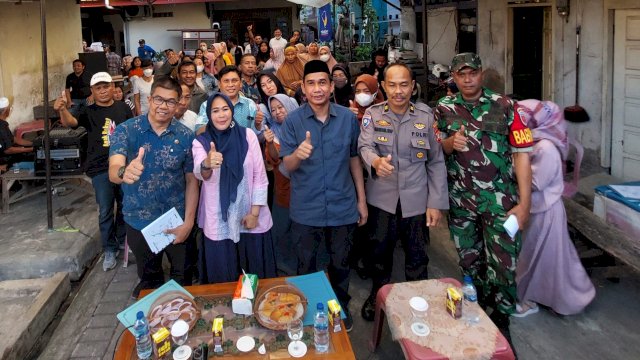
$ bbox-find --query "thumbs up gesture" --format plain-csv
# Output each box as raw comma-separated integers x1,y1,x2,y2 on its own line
255,109,264,130
264,125,275,143
295,131,313,160
53,89,68,112
123,147,145,184
348,100,359,115
453,124,469,152
204,142,223,170
373,154,394,177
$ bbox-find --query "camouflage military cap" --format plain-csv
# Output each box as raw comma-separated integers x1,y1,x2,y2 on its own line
451,52,482,73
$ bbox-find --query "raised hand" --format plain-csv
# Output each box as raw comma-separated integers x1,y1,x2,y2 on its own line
264,125,275,143
348,100,359,115
453,125,468,152
123,147,145,184
373,154,394,177
53,90,67,111
255,109,264,130
295,131,313,160
205,141,223,170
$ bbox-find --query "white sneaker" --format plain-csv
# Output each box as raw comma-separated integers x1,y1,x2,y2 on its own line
103,250,118,271
512,302,539,318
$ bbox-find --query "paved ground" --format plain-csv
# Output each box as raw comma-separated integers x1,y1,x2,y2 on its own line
0,273,70,360
0,178,100,281
32,223,640,360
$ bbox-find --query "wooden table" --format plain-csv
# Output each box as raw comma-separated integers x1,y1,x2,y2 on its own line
114,277,356,359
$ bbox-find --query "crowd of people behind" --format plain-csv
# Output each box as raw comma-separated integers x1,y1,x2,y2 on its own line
29,25,596,349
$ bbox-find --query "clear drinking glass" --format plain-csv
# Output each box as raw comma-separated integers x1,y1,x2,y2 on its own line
409,297,430,336
171,320,189,346
287,318,305,356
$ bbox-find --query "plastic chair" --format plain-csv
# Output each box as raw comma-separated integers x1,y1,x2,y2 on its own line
563,137,584,198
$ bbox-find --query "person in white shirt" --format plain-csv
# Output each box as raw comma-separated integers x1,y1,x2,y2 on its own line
269,28,288,66
176,83,198,133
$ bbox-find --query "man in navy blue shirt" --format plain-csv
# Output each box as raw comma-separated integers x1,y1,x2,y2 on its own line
137,39,157,61
280,60,367,332
109,76,199,297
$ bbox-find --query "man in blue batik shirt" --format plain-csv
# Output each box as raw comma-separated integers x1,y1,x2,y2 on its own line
109,76,199,298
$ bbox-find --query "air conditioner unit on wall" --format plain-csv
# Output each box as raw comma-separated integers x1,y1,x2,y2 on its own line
123,6,151,21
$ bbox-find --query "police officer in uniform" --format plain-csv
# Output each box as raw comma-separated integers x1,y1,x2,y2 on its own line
358,63,449,320
435,53,532,342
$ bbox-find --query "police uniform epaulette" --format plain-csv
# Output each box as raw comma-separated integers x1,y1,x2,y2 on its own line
368,102,386,110
411,102,432,113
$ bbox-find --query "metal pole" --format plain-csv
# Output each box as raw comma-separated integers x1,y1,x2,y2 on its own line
40,0,53,230
422,0,428,99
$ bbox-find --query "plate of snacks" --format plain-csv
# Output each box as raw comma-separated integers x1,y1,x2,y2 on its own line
147,291,200,333
254,284,307,330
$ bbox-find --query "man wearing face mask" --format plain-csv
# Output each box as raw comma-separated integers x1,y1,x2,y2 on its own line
133,59,155,116
357,63,449,321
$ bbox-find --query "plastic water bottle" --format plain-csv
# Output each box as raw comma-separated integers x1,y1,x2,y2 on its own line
462,275,480,325
314,302,329,353
133,311,153,359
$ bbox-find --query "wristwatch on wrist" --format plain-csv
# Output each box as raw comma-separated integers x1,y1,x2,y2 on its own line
117,166,126,179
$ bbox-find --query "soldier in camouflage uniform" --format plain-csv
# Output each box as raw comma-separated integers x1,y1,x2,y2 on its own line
435,53,533,336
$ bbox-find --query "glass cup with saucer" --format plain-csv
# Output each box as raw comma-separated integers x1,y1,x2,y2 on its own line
409,296,430,337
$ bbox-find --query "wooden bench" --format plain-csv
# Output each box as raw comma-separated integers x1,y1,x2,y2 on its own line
563,197,640,273
1,170,92,213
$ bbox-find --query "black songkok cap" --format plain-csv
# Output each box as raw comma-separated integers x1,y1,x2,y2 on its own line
304,60,330,78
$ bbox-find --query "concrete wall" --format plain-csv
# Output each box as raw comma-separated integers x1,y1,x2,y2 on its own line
415,6,458,67
124,0,300,56
476,0,605,154
125,4,210,56
211,0,301,35
0,0,82,129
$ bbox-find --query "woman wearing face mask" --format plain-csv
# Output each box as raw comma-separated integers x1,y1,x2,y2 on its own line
193,92,276,283
194,58,218,95
330,64,353,108
132,59,154,116
276,46,304,92
127,56,143,79
264,94,300,275
353,74,385,123
318,46,337,71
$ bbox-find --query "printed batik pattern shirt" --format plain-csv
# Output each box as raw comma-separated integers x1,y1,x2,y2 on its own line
110,114,195,230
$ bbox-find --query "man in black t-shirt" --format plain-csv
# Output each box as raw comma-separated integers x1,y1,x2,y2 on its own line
65,59,93,117
54,72,133,271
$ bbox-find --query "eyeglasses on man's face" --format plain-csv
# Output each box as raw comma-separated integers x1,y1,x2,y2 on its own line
151,96,178,108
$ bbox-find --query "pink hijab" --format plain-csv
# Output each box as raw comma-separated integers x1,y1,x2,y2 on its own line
319,46,337,72
516,99,568,160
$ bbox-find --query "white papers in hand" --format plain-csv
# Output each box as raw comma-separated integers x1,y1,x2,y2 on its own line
141,207,184,254
503,214,519,238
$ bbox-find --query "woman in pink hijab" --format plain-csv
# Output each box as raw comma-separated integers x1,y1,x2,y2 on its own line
318,45,337,72
514,99,595,317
